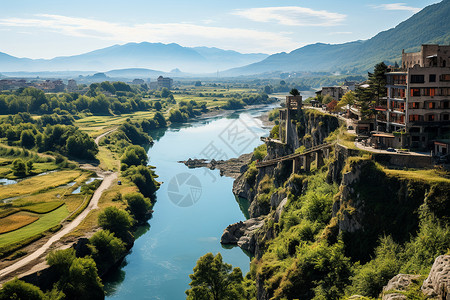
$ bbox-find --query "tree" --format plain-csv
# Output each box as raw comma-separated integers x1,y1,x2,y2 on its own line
12,158,28,176
327,100,338,112
169,109,188,123
290,88,300,96
66,257,104,300
322,95,333,105
154,101,162,111
194,81,202,87
98,206,133,241
88,229,126,275
126,165,159,197
121,145,148,168
186,253,246,300
336,91,356,111
47,249,103,300
153,112,166,127
47,248,76,278
66,131,98,160
264,85,273,94
125,192,153,221
161,87,171,98
0,278,45,300
368,62,388,106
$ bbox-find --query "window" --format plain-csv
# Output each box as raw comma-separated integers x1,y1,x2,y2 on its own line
443,101,450,109
429,74,436,82
428,115,435,121
441,74,450,81
410,75,425,83
410,102,420,109
443,114,450,121
411,88,420,97
441,88,450,96
428,102,435,109
409,115,420,122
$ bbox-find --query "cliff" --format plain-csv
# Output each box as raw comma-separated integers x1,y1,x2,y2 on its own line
224,108,450,299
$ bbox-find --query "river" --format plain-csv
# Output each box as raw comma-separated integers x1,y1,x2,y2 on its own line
104,103,279,299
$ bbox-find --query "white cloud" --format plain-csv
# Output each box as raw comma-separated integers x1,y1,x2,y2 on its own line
371,3,421,13
233,6,346,26
328,31,352,35
0,14,299,54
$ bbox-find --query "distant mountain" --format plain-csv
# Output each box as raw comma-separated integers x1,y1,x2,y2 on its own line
226,0,450,76
0,42,268,74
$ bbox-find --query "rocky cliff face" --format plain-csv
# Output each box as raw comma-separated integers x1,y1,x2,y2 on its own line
233,110,340,219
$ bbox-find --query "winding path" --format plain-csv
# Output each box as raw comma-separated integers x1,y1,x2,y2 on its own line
0,128,118,281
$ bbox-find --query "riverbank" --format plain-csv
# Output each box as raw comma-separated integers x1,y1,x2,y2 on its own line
104,104,275,299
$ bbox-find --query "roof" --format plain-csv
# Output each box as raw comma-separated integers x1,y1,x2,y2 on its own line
435,139,450,145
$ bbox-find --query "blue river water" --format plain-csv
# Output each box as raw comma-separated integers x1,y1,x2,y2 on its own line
104,104,278,299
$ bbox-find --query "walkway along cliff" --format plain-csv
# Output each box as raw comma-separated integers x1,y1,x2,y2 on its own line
221,95,450,300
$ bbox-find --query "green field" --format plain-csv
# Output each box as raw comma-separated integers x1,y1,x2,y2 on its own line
0,170,83,200
0,205,69,247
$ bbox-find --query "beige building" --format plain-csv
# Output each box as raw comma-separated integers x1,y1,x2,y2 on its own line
376,44,450,149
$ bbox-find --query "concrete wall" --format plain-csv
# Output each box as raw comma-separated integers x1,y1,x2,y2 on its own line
373,153,432,168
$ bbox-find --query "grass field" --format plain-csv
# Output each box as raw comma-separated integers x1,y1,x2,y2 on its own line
383,167,450,184
20,201,64,214
0,205,69,247
0,212,39,234
0,170,83,200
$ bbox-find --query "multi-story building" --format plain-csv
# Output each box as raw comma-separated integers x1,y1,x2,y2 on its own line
320,86,344,101
67,79,77,92
156,76,173,89
376,44,450,149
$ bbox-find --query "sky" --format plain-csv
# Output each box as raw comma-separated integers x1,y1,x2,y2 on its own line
0,0,442,59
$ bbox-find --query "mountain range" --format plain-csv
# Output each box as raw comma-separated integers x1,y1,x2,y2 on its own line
226,0,450,76
0,0,449,77
0,43,268,74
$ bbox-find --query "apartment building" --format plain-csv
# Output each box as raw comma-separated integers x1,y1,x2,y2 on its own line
376,44,450,149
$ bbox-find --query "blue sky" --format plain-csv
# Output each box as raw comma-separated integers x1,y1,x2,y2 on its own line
0,0,441,59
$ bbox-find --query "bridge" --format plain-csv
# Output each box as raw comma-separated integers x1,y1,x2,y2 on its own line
256,142,335,173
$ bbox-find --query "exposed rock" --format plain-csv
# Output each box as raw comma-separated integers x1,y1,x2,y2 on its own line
270,190,287,209
181,153,252,179
274,197,288,223
333,161,365,233
421,255,450,299
249,198,271,218
382,274,421,300
221,217,265,255
327,143,360,184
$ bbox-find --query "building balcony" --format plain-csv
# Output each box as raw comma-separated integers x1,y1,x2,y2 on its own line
408,120,450,127
391,109,406,114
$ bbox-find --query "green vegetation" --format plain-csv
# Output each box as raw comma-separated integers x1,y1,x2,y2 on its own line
47,248,104,300
0,278,47,300
253,144,267,161
186,252,253,300
98,206,133,241
87,229,126,275
125,192,153,221
0,206,69,248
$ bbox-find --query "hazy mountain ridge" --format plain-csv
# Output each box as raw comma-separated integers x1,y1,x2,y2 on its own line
225,0,450,75
0,42,269,74
0,0,448,77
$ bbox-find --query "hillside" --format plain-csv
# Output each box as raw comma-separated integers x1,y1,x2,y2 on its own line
226,0,450,75
0,42,268,74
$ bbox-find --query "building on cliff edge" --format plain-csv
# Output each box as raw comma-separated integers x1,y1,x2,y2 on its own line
374,44,450,151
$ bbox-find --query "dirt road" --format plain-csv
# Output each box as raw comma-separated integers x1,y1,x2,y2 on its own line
0,128,118,280
0,171,117,279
